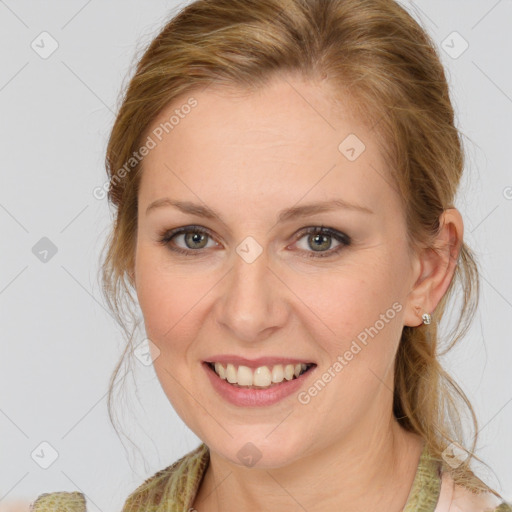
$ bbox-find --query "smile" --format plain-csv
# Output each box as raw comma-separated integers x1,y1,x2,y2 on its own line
202,355,318,406
206,361,315,388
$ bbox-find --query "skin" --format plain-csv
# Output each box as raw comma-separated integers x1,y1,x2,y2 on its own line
131,73,463,511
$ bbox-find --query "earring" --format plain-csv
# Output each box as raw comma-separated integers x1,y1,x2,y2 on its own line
422,312,431,325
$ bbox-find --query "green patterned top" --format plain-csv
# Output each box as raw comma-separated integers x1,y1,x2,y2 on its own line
30,442,511,512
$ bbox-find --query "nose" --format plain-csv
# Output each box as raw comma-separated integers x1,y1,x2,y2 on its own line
214,247,290,343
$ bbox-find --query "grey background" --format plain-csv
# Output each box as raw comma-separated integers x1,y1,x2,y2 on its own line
0,1,511,510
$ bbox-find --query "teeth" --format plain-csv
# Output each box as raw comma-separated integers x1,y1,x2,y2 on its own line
253,366,272,387
271,364,284,383
237,365,253,386
214,362,226,379
210,362,312,387
284,364,294,380
226,363,237,383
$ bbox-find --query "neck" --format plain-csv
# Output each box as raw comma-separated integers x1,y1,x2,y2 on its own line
193,415,424,512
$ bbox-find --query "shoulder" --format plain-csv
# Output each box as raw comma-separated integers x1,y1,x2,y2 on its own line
437,470,512,512
30,443,209,512
121,442,209,512
30,491,86,512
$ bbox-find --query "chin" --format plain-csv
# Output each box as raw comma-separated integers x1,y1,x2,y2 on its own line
204,427,309,469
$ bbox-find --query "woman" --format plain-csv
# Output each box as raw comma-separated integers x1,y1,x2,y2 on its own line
31,0,511,510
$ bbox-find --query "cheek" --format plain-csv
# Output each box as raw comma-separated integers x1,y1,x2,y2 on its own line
296,258,406,369
134,247,213,350
134,249,206,422
135,247,180,340
305,263,398,326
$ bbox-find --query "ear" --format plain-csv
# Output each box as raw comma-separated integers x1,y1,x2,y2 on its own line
403,208,464,327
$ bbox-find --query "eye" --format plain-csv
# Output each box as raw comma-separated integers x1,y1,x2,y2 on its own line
292,226,351,259
157,225,219,256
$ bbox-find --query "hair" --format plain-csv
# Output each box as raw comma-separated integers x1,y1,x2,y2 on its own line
99,0,504,499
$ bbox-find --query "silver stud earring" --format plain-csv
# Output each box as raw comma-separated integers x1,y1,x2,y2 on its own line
422,313,431,325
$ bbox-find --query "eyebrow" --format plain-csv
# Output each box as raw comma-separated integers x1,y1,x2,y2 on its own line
145,197,374,223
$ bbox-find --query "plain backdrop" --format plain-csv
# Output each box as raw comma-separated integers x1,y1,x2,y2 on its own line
0,1,511,510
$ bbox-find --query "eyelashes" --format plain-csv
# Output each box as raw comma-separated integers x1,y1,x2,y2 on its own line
157,224,351,259
158,225,218,256
292,226,351,258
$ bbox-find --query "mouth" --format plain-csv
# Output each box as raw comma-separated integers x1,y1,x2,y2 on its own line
204,361,317,389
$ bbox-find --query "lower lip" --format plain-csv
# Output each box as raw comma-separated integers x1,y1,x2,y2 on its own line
202,362,315,407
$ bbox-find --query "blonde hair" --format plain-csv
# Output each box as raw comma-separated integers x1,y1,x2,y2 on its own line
100,0,504,498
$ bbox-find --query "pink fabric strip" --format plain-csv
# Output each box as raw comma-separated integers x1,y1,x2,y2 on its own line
434,471,455,512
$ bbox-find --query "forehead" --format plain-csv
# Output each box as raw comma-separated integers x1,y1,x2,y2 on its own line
138,76,396,218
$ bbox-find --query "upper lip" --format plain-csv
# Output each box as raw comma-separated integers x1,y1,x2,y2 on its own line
204,355,316,369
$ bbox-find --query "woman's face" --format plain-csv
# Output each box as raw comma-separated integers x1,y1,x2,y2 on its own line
133,75,423,467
